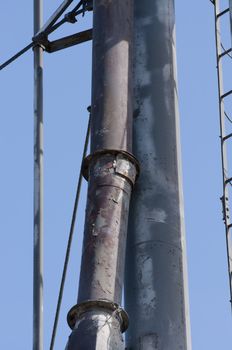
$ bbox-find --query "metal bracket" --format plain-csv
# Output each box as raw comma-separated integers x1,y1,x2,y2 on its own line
35,29,92,53
0,0,93,70
32,0,93,52
220,196,227,222
35,0,74,38
33,0,92,39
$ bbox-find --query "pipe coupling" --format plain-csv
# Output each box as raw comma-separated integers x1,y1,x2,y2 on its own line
82,149,140,186
67,299,129,333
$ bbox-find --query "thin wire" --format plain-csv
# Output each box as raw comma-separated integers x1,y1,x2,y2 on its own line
48,8,83,35
0,42,33,71
38,0,75,36
51,0,93,33
71,0,83,14
47,17,67,35
225,111,232,124
49,111,91,350
45,1,83,36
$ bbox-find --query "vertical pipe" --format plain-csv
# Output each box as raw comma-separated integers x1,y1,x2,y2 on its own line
125,1,192,349
66,1,138,349
33,0,43,349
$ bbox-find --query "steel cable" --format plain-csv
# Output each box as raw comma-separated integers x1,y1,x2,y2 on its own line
225,111,232,124
45,1,83,36
49,110,91,350
0,42,34,71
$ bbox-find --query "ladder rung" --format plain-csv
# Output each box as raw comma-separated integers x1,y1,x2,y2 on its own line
221,90,232,99
225,177,232,185
223,133,232,141
217,8,229,18
219,48,232,59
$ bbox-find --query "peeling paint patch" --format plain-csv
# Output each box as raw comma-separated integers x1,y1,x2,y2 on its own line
139,333,159,350
138,256,157,316
147,208,167,224
95,128,110,137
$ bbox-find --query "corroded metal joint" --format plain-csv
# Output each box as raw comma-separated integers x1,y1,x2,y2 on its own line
67,299,129,333
82,149,140,185
32,33,49,51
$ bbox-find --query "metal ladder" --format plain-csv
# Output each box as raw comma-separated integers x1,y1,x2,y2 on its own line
212,0,232,308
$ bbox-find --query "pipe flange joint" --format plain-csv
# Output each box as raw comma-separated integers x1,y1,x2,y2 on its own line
67,299,129,333
82,149,140,185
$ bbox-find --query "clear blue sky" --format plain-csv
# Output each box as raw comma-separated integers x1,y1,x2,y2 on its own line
0,0,232,349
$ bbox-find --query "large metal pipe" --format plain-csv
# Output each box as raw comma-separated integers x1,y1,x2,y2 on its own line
33,0,44,349
125,1,192,349
66,1,138,349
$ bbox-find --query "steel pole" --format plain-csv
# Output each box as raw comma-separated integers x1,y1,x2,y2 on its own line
33,0,43,349
125,1,192,349
66,1,138,349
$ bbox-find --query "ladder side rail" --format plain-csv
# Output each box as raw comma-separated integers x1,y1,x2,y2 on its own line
214,0,232,306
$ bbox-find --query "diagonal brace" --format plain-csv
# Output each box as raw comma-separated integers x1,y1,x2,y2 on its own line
34,0,75,39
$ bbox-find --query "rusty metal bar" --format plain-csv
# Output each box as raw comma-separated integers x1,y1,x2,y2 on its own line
47,29,92,53
33,0,44,349
124,1,192,349
66,1,138,349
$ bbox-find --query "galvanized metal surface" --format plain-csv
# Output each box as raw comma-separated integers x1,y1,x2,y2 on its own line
33,1,44,349
66,307,125,350
125,1,192,349
66,0,137,349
